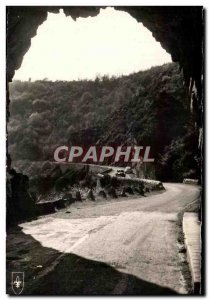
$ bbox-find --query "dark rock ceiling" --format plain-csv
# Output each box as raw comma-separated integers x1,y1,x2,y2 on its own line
7,6,203,92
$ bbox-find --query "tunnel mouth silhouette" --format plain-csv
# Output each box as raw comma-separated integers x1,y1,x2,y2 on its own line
12,7,172,82
6,6,203,295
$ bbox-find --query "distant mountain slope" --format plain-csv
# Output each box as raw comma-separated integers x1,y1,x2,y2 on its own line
8,63,199,181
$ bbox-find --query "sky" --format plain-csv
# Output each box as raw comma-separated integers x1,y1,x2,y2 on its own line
14,7,172,81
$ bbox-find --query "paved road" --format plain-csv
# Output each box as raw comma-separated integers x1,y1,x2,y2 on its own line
20,183,200,295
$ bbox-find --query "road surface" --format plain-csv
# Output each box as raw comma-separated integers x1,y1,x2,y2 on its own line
17,183,200,295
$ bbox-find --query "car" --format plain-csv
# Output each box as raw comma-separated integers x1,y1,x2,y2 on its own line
124,166,134,174
116,170,125,177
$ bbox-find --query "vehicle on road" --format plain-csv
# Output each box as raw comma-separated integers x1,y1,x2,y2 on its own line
116,170,126,177
125,166,134,174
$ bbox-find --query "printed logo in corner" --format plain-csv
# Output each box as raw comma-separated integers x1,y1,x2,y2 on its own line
11,272,24,295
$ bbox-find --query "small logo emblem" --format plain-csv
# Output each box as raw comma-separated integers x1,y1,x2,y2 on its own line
11,272,24,295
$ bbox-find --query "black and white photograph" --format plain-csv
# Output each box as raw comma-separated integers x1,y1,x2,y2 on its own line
5,4,204,296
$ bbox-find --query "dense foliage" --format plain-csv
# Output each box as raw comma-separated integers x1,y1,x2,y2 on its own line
8,63,199,181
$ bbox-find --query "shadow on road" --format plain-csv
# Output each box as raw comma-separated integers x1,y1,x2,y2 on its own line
7,229,178,295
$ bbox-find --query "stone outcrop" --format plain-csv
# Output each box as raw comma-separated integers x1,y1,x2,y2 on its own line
86,189,95,201
97,190,107,199
6,169,37,227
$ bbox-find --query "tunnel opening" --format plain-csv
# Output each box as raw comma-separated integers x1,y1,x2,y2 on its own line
13,8,172,81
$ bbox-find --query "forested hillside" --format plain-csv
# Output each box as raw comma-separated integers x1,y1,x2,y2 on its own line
8,63,200,181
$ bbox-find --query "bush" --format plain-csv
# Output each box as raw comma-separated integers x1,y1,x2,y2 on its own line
100,175,111,188
111,177,120,188
55,176,70,191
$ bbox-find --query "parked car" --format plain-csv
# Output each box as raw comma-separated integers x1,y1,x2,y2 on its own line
124,166,134,174
116,170,125,177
